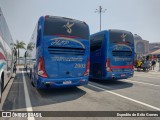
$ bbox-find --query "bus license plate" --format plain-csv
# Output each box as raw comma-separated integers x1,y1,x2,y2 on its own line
121,74,126,77
63,81,72,84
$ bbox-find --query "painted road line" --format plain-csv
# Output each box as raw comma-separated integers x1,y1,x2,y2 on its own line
88,84,160,111
22,70,35,120
125,79,160,87
134,75,160,79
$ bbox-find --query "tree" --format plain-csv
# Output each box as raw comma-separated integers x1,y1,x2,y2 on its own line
27,42,34,51
14,40,26,64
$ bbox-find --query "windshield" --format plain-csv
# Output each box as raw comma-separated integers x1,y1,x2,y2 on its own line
44,16,89,40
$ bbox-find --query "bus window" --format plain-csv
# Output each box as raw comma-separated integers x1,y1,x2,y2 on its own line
90,34,104,52
44,17,89,40
109,30,134,44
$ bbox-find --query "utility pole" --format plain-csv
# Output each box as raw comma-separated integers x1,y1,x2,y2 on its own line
95,6,107,31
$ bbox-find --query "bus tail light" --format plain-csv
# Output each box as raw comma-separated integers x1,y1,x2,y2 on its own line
84,59,90,76
45,15,49,19
38,57,48,78
106,58,112,72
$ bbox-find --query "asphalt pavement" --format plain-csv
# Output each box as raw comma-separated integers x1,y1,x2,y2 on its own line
0,65,160,120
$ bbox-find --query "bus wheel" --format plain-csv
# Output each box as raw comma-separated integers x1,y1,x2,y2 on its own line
0,82,2,103
30,71,35,87
31,76,35,87
0,74,4,103
30,69,32,79
25,66,27,71
31,81,35,87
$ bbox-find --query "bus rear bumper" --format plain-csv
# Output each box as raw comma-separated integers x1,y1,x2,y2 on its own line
36,76,89,89
105,72,134,80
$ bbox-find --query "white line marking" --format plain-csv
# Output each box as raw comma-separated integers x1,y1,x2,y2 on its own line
134,75,160,79
88,84,160,111
125,79,160,87
22,70,35,120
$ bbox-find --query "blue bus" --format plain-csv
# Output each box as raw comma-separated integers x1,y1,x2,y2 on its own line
90,29,134,80
0,8,16,102
25,15,90,89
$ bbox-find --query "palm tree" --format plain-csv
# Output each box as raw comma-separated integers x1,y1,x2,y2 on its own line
27,42,34,51
14,40,26,64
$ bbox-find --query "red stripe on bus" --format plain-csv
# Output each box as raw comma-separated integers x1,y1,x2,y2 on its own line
110,65,133,69
0,52,6,60
51,34,80,38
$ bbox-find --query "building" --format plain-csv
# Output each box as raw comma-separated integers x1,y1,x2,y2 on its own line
149,42,160,52
134,34,149,59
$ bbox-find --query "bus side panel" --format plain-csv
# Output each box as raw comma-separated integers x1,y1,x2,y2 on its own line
90,31,106,79
26,21,39,86
102,31,109,78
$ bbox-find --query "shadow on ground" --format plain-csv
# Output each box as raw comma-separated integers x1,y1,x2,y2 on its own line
2,70,86,110
84,78,133,92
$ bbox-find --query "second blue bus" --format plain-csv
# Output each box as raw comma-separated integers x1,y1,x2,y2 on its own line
25,15,90,89
90,29,134,80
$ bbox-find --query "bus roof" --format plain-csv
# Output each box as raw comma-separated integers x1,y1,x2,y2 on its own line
91,29,133,36
44,15,87,25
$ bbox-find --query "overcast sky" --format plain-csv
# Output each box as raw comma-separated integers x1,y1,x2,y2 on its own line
0,0,160,55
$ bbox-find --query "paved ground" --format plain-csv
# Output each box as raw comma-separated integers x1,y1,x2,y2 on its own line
0,65,160,120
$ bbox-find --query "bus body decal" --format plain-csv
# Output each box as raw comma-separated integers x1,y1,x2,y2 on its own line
50,37,85,49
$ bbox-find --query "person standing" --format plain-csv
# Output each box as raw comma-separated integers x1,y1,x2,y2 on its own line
146,60,151,71
158,58,160,71
137,60,142,71
151,59,156,70
13,64,17,74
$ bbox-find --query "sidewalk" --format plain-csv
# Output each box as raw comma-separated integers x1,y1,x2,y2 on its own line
150,63,160,72
134,63,160,74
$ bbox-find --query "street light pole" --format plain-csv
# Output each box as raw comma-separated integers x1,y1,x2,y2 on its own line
95,6,107,31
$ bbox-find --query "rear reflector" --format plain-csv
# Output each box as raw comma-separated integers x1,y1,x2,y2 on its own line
106,58,112,72
38,57,48,78
84,58,90,76
45,15,49,19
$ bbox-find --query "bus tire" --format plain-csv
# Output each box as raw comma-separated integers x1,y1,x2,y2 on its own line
0,73,4,103
0,84,1,103
30,69,32,79
31,81,35,87
30,76,35,87
0,82,2,103
30,70,35,87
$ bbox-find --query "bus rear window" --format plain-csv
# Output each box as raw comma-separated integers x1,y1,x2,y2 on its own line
109,30,134,44
44,17,89,40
